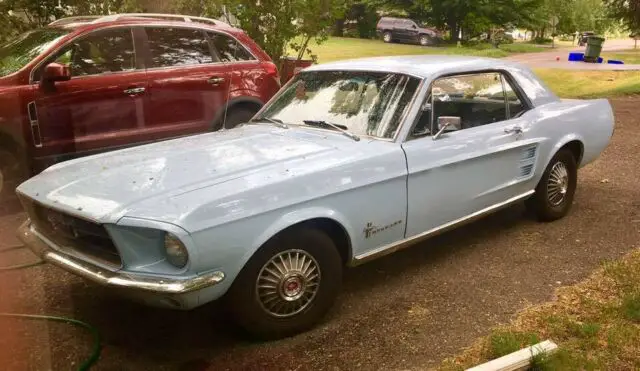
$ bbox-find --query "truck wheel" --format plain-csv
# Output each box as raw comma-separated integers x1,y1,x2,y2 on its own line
227,227,343,340
525,149,577,222
383,31,393,43
419,34,432,46
216,107,258,130
0,148,24,202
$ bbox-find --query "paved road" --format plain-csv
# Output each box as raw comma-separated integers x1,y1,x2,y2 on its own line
1,97,639,370
506,38,640,70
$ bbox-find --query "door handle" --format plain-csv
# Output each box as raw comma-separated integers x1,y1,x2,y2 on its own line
124,87,145,95
504,125,523,135
207,76,225,85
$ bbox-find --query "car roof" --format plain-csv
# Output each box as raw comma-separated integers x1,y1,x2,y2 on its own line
304,55,526,79
303,55,559,107
53,17,241,34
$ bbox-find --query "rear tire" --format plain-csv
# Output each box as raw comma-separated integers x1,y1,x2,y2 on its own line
227,227,343,340
525,149,577,222
383,31,393,43
216,107,259,130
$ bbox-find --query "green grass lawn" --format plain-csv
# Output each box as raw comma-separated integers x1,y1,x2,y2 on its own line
291,37,546,63
601,49,640,64
534,69,640,98
438,249,640,371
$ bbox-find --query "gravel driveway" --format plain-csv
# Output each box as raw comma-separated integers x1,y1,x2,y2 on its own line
1,97,639,371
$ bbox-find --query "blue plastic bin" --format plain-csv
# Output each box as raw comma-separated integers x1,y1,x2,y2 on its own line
568,52,584,61
607,59,624,64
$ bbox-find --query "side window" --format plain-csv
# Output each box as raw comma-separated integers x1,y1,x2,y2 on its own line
43,28,135,78
502,75,526,118
431,72,507,130
208,32,255,62
146,27,214,68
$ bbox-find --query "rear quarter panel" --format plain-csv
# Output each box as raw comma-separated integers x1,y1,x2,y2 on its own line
524,98,614,186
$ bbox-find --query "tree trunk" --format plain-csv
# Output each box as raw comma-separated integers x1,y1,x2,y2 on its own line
448,20,460,42
332,19,345,37
297,35,312,61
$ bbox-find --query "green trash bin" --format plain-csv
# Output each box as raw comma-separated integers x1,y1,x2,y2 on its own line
584,35,605,63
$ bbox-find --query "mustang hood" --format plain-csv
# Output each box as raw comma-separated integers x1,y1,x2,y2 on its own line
17,125,343,223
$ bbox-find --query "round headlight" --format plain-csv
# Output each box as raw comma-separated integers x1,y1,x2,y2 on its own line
164,233,188,268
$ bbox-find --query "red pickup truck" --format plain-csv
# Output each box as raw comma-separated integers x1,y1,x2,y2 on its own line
0,14,281,199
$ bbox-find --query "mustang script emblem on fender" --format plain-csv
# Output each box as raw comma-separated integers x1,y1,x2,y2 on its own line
364,220,403,239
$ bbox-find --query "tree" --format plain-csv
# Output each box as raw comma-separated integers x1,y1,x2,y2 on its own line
603,0,640,40
225,0,346,63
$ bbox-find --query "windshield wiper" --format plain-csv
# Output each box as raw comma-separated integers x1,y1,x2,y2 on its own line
249,116,289,129
303,120,361,142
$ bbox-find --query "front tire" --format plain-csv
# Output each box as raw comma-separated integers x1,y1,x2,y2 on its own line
0,148,25,203
419,34,432,46
227,227,343,340
526,149,577,221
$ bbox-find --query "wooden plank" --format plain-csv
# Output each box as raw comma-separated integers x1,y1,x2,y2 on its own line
465,340,558,371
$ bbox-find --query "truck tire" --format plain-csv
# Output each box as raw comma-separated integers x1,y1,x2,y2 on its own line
526,149,577,221
383,31,393,43
227,227,343,340
216,106,259,130
419,34,433,46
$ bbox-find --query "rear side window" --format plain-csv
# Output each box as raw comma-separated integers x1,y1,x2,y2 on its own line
146,27,214,68
208,32,255,62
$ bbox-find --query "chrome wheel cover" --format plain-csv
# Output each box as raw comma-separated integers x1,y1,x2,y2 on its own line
383,33,391,42
547,161,569,206
256,249,321,318
420,36,428,45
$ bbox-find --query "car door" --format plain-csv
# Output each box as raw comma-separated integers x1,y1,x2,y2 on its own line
393,20,411,41
401,71,538,238
32,27,148,161
143,26,231,137
406,20,421,43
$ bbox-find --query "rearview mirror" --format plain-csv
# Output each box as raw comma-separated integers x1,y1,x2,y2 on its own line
437,116,461,131
432,116,461,140
42,62,71,83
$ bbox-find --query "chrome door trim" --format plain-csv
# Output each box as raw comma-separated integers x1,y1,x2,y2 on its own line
350,190,535,266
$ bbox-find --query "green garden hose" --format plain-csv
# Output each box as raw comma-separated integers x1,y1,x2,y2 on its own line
0,245,102,370
0,313,101,371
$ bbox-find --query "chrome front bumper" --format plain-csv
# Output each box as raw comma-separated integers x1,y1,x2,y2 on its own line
17,220,225,295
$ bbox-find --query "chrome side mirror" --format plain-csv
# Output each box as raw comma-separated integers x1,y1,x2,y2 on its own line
432,116,461,140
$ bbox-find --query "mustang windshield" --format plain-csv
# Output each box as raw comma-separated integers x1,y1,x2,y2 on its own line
259,70,421,139
0,28,70,77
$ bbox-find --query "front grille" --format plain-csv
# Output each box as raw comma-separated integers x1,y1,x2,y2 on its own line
28,201,122,267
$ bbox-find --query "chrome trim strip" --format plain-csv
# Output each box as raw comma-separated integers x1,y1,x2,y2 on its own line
18,220,225,294
351,190,535,265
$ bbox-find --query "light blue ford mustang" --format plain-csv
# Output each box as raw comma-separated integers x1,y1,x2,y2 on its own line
16,55,614,339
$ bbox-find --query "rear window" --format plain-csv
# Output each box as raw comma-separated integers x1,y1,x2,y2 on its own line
0,28,70,77
208,32,255,62
146,27,214,68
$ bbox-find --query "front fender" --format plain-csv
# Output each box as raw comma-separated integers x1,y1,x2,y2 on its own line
246,207,356,266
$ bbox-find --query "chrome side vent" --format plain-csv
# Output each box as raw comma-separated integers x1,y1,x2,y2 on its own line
521,145,536,160
27,101,43,148
517,144,538,179
520,164,534,177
